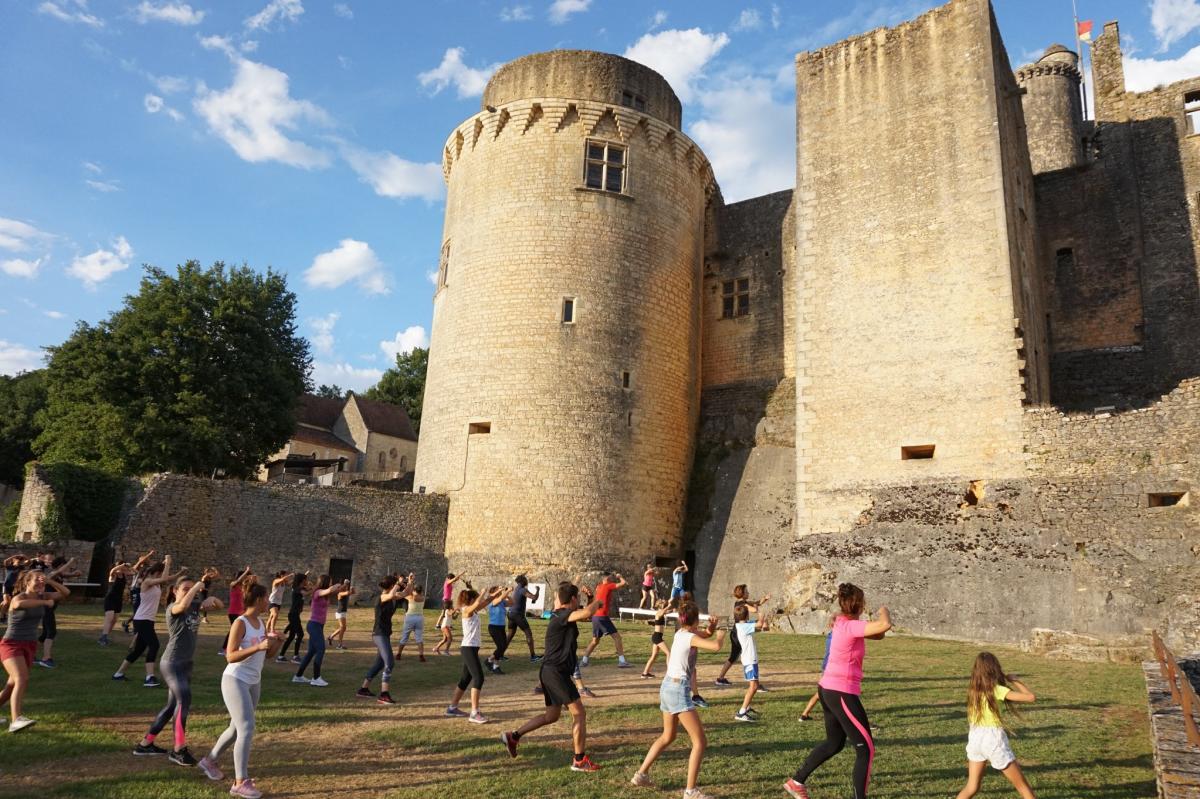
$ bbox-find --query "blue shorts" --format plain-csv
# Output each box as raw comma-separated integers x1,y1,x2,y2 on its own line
743,663,760,682
670,586,684,600
591,615,617,638
659,677,694,714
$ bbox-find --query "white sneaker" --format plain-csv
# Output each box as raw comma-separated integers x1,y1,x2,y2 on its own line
291,675,309,683
309,677,329,687
9,716,36,733
580,656,590,667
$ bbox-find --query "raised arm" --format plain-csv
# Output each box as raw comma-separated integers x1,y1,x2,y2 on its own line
692,626,727,653
614,574,628,589
1005,676,1036,703
864,606,892,639
567,597,603,623
170,578,209,615
132,550,155,571
468,587,501,615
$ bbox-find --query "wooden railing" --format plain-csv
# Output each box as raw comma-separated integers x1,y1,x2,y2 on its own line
1152,630,1200,747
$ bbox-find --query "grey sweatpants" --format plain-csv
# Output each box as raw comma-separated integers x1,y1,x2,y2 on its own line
209,673,260,781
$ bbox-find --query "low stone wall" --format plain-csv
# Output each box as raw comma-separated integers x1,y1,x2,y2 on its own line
1144,658,1200,799
112,475,449,600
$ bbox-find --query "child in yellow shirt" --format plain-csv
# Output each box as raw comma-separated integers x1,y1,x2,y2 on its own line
955,652,1038,799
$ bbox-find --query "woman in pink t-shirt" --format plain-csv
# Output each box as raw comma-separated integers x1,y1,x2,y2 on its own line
784,583,892,799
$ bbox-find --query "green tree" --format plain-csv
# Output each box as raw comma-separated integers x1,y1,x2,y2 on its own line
315,384,345,399
365,347,428,433
35,261,311,478
0,369,48,487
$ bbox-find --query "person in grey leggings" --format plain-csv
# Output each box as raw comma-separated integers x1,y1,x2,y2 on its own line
199,583,281,798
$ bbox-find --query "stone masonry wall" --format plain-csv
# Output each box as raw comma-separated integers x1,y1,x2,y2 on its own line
15,465,55,543
113,475,448,600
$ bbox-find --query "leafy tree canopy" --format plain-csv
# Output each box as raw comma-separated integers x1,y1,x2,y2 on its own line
34,261,311,478
365,347,427,434
314,384,346,399
0,369,47,487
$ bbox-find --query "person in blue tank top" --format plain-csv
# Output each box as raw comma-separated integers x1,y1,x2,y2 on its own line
486,586,514,674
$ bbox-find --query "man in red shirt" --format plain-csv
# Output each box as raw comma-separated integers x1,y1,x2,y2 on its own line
579,573,630,669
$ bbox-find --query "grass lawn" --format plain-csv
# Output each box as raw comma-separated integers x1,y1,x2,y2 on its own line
0,605,1155,798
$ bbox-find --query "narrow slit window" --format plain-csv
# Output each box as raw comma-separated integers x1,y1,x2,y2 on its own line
1055,247,1075,278
584,140,626,193
621,371,631,389
901,444,936,460
620,91,646,112
1149,491,1189,508
1186,91,1200,135
438,240,451,289
468,422,491,435
562,297,575,324
722,278,751,318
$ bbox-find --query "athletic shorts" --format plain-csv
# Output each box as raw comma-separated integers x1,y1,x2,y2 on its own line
507,614,530,633
0,639,36,669
659,677,694,714
269,603,281,611
966,726,1016,771
104,593,124,614
540,665,580,707
743,663,760,682
400,615,424,643
335,612,348,620
591,615,617,639
670,586,684,600
651,631,664,645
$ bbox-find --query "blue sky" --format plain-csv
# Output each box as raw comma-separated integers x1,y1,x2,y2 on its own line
2,0,1197,390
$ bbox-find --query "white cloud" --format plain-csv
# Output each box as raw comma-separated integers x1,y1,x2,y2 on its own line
310,361,382,392
43,310,66,319
771,3,781,29
0,258,44,278
304,239,388,294
548,0,589,24
308,312,339,355
418,48,500,98
379,325,429,360
426,269,438,286
133,2,205,25
0,218,54,253
690,72,794,202
144,93,164,113
1152,0,1200,51
241,40,259,53
67,236,134,288
86,179,120,192
38,1,103,27
733,9,761,32
1125,44,1200,91
342,147,445,202
82,160,102,173
500,4,531,21
194,58,331,168
337,55,351,70
245,0,304,30
0,341,44,376
333,2,352,19
199,34,236,57
649,10,667,30
624,28,730,103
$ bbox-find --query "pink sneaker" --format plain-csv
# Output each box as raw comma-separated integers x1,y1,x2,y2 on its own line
783,779,810,798
198,755,224,781
468,711,489,724
229,779,263,798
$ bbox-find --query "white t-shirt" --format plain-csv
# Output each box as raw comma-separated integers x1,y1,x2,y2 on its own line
406,598,425,618
736,621,758,666
268,584,285,605
461,612,481,648
224,615,268,684
134,584,162,622
667,631,695,679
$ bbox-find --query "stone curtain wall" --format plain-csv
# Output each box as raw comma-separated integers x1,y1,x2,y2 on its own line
16,465,55,542
113,475,448,599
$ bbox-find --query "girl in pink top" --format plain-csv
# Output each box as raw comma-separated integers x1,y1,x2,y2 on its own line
784,583,892,799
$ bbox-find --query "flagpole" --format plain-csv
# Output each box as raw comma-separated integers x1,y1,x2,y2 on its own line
1072,0,1091,120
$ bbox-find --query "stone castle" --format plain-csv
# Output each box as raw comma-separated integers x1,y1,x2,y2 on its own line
413,0,1200,653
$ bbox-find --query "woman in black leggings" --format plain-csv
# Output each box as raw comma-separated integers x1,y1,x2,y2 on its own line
113,556,182,686
784,583,892,799
278,573,309,663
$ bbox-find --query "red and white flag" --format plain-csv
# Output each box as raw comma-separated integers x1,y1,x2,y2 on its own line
1078,20,1094,42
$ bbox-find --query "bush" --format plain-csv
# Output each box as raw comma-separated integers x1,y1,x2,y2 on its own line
37,463,128,542
0,501,18,542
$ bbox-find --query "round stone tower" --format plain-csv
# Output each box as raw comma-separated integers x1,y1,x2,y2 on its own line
414,50,718,584
1016,44,1084,174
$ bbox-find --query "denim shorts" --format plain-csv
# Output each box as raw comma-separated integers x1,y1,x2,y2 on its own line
659,677,694,714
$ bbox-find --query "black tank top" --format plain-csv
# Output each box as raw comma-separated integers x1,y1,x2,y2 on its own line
338,593,349,613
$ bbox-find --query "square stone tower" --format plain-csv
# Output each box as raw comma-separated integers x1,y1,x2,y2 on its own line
793,0,1050,537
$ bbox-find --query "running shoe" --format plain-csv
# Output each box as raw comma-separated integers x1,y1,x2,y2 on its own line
530,655,543,663
326,636,333,646
758,684,771,693
783,779,810,798
273,655,287,663
8,716,36,733
36,658,56,669
570,755,600,772
445,706,468,717
198,755,224,781
143,676,160,688
290,656,302,664
501,731,519,758
617,661,632,669
713,678,732,686
169,747,198,766
630,771,654,787
468,711,489,724
490,665,505,675
356,687,375,698
418,655,427,662
579,656,589,667
683,789,714,799
112,673,127,681
122,620,131,635
309,677,329,687
734,710,756,723
692,695,709,708
291,675,310,684
229,779,263,798
133,742,168,756
746,707,760,718
580,687,598,699
377,692,395,705
799,714,812,722
98,635,109,646
641,672,655,679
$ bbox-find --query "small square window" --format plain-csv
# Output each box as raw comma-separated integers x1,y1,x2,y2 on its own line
721,278,751,319
562,297,576,324
468,422,491,435
584,140,626,194
901,445,936,460
1186,91,1200,135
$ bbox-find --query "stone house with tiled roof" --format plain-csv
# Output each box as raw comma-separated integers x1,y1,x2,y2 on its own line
259,393,418,483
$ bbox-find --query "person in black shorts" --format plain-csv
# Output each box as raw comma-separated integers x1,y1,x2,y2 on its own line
505,575,542,662
501,581,603,772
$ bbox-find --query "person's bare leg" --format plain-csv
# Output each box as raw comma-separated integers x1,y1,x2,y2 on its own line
636,713,678,777
955,760,987,799
1001,761,1037,799
677,710,708,790
582,637,600,659
469,687,481,714
515,703,562,737
450,686,465,707
568,701,586,755
643,647,659,675
612,632,625,658
1,658,29,720
740,680,758,712
802,691,820,717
